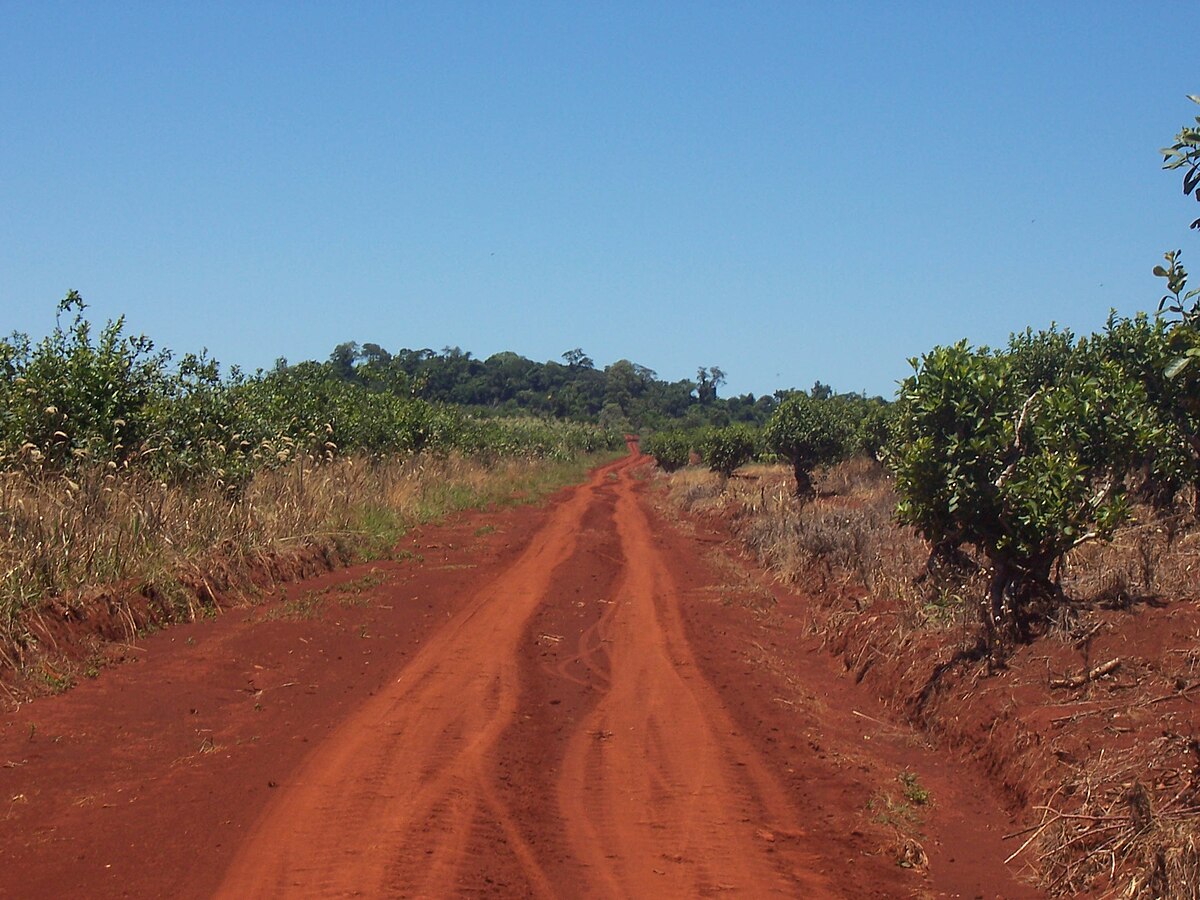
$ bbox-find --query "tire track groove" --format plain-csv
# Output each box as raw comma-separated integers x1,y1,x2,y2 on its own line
215,453,836,898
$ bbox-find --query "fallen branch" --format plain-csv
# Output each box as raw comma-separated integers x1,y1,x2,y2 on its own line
1004,809,1061,864
1050,658,1121,689
1048,680,1200,725
851,709,895,730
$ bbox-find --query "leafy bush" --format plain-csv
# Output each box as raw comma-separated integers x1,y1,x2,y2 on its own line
700,424,758,477
763,393,855,497
855,398,896,460
889,337,1166,652
1082,314,1196,508
642,430,693,471
0,292,170,471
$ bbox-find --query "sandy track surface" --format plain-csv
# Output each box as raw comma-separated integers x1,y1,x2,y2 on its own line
1,448,1039,898
215,454,830,898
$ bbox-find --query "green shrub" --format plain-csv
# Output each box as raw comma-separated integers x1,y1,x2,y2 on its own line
0,292,170,471
642,430,693,471
889,337,1167,653
1082,314,1196,508
700,424,758,477
763,393,854,497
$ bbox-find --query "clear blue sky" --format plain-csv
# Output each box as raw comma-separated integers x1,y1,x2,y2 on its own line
1,2,1193,399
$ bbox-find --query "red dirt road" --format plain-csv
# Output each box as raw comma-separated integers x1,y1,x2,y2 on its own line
1,450,1040,898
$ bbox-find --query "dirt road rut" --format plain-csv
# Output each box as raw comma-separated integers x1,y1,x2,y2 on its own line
216,453,831,898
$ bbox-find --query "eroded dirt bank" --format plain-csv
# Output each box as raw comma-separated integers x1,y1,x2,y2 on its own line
1,451,1039,897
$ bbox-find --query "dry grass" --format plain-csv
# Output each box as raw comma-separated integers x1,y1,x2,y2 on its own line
666,460,968,630
1028,737,1200,898
1064,511,1200,606
0,450,610,670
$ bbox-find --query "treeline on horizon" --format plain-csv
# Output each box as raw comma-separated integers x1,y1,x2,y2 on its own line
307,340,867,432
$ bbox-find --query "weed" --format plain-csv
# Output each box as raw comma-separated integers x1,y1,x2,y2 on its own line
39,666,71,694
867,790,923,829
267,589,325,621
898,771,931,806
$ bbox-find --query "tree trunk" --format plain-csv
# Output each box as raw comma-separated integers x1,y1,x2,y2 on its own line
792,461,814,500
982,555,1056,659
983,560,1014,658
1189,435,1200,517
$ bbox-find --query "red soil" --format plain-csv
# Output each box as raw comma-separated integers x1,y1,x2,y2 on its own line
0,451,1041,898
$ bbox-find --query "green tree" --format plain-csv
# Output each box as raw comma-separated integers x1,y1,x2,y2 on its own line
700,424,757,477
561,348,593,369
889,338,1164,654
763,392,854,498
696,366,726,404
642,430,693,471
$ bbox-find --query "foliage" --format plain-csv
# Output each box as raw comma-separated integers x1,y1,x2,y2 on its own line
0,295,623,492
1155,97,1200,384
1153,250,1200,390
311,341,767,432
1155,251,1199,331
1083,314,1197,507
642,430,693,472
700,424,758,477
695,366,726,404
0,292,170,471
763,392,855,497
1160,94,1200,236
856,398,896,460
1152,96,1200,510
889,336,1165,652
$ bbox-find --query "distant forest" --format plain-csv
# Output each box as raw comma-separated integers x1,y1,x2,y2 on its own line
301,342,877,433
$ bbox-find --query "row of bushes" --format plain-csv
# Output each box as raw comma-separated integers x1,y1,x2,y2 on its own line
646,100,1200,658
645,311,1198,652
0,293,623,490
642,391,889,486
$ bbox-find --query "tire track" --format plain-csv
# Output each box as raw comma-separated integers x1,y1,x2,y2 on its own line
214,456,629,899
555,463,836,898
215,451,836,897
